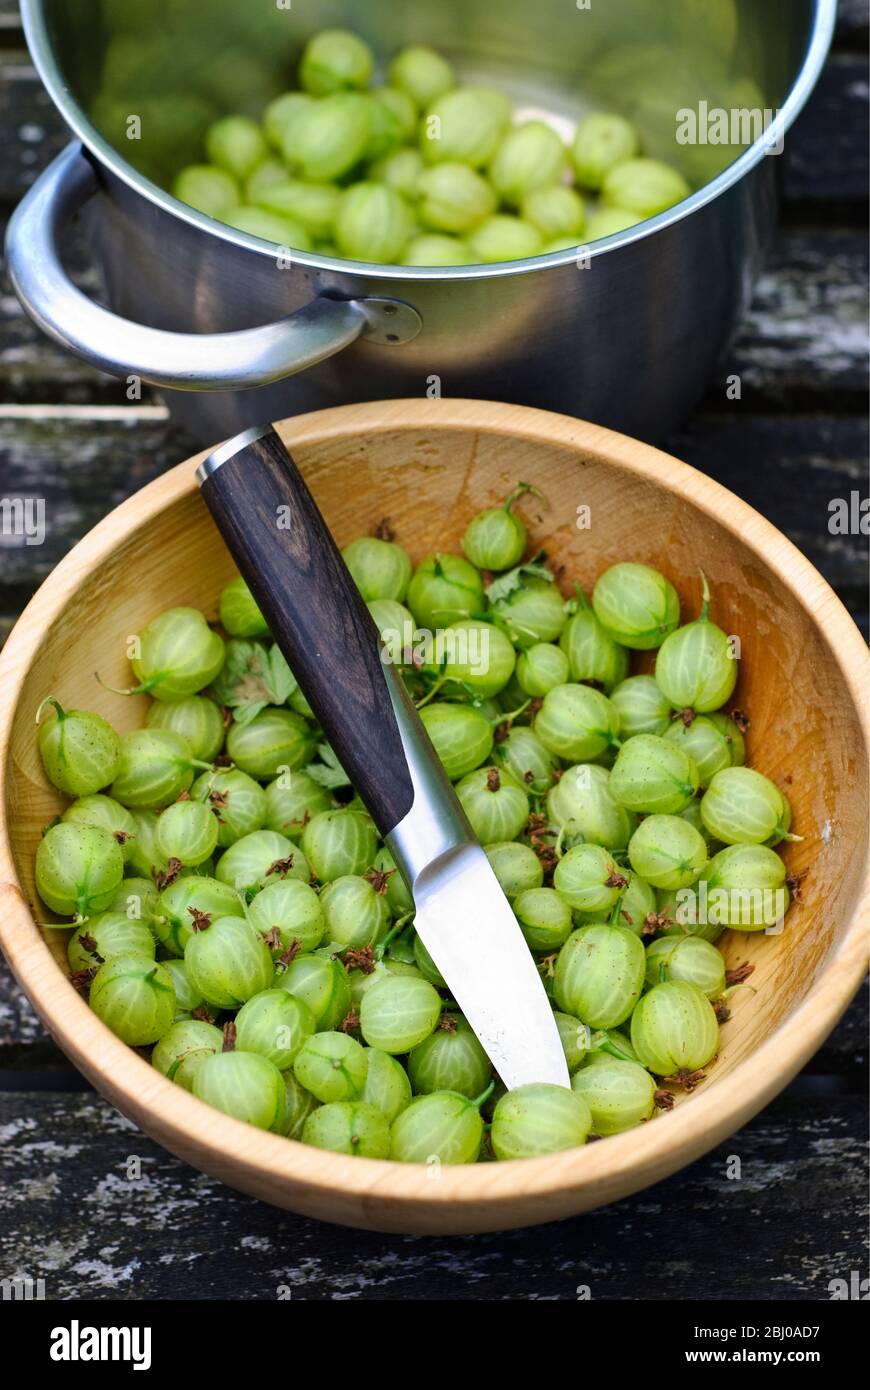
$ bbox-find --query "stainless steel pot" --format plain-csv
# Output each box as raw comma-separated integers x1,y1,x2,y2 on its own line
7,0,835,443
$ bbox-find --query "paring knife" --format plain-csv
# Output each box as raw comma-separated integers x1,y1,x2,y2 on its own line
197,424,570,1090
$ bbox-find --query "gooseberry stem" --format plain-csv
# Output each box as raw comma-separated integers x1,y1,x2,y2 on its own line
471,1080,496,1109
493,699,531,727
416,677,446,709
35,696,65,725
373,914,413,961
95,670,161,699
504,481,545,513
574,584,591,611
698,569,711,623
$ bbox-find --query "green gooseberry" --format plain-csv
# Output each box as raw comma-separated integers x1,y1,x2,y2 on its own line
388,44,455,109
319,874,391,950
281,1070,319,1140
274,952,351,1030
584,1028,640,1065
554,923,645,1027
553,842,626,915
571,1057,656,1135
610,870,657,936
422,86,510,168
218,576,270,638
162,957,206,1020
301,808,378,882
571,112,640,190
559,602,630,692
419,702,493,780
401,234,473,266
516,642,570,698
263,91,315,151
628,814,708,890
205,115,268,181
406,554,485,630
359,974,442,1054
489,120,568,205
701,767,792,846
90,955,175,1046
215,830,309,894
368,599,417,666
67,912,155,974
455,765,529,844
654,576,738,713
61,794,137,864
677,795,714,847
484,841,544,899
225,707,315,780
554,1011,594,1073
645,935,726,998
541,234,585,255
247,879,325,954
37,700,121,797
546,764,635,852
658,885,724,944
302,1101,390,1158
706,711,747,767
156,800,219,867
665,716,732,787
535,683,620,762
342,535,412,603
369,85,418,149
172,164,239,218
128,607,225,701
390,1091,484,1164
36,823,124,917
492,724,559,794
191,769,267,848
152,1018,222,1085
234,988,316,1069
109,877,159,923
184,914,274,1008
146,695,225,762
417,162,497,234
350,958,425,1005
361,1048,412,1122
602,157,691,218
372,846,414,916
412,933,446,988
630,980,719,1076
408,1015,492,1099
491,1083,591,1160
253,179,341,241
245,158,288,203
334,181,413,262
462,493,531,571
121,810,165,879
110,729,207,809
468,214,543,263
193,1050,287,1132
370,146,425,198
521,185,586,240
586,206,640,239
222,206,313,250
611,675,672,738
592,563,680,650
610,733,700,815
263,770,333,839
298,28,374,95
293,1030,369,1104
701,843,789,930
285,93,373,182
435,619,517,699
514,886,573,952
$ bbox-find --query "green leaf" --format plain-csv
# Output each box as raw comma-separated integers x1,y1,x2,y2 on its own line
485,554,554,604
210,640,299,725
305,742,352,789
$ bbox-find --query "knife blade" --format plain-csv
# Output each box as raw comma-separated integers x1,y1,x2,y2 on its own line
197,424,570,1090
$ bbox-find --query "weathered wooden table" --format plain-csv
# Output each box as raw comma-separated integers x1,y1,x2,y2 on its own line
0,2,866,1300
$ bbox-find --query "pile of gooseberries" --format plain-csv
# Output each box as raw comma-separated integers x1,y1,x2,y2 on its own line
172,29,693,265
32,486,800,1164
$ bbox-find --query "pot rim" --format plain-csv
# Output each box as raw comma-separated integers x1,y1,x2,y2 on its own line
0,399,867,1232
21,0,837,282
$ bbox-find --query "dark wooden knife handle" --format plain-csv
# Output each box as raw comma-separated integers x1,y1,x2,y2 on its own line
198,427,415,836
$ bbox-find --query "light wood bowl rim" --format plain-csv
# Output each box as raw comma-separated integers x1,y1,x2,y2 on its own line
0,398,867,1226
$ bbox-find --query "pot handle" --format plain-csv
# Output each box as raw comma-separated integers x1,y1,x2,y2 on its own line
5,144,422,391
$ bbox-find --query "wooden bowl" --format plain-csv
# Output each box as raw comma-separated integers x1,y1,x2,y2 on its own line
0,400,867,1234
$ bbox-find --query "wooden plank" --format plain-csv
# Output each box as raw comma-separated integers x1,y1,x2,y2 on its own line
0,1085,864,1298
784,55,869,208
837,0,870,45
